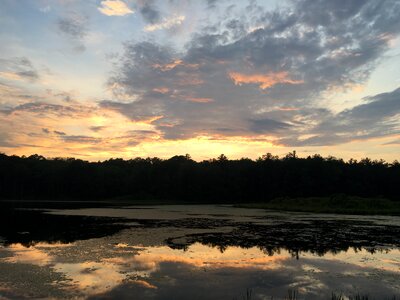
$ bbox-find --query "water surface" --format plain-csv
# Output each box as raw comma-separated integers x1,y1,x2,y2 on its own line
0,204,399,299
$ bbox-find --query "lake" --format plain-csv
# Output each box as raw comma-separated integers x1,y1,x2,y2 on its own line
0,203,399,299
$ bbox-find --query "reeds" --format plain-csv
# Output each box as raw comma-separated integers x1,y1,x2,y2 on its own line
234,289,398,300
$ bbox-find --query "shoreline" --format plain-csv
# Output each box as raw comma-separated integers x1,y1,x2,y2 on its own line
2,196,400,216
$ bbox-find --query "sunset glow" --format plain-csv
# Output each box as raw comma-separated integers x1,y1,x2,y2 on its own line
228,71,303,90
0,0,399,161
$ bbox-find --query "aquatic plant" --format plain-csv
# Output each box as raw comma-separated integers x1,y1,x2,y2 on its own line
331,292,344,300
285,289,298,300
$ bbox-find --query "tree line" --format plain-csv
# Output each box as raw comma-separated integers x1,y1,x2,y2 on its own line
0,152,399,202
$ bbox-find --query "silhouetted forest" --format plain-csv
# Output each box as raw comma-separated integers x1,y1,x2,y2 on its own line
0,152,399,202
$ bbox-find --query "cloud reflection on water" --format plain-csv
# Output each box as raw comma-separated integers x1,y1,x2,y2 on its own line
1,240,400,299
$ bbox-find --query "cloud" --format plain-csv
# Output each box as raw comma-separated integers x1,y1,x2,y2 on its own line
279,87,400,146
229,72,303,90
98,0,134,16
54,130,66,136
185,97,213,103
41,128,66,136
249,118,293,133
58,17,87,39
383,139,400,145
206,0,220,9
58,130,158,148
0,57,39,82
137,0,160,24
57,15,88,52
53,91,74,102
152,59,199,71
39,6,51,13
144,15,185,32
0,132,15,148
61,135,101,144
89,126,106,132
1,101,93,118
101,0,400,145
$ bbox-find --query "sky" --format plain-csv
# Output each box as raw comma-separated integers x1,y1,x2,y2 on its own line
0,0,400,161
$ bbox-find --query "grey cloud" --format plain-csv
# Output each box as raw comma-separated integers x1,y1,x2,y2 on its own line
2,102,76,115
54,130,66,136
127,129,158,136
295,0,367,25
58,130,158,148
249,118,293,133
101,99,164,122
57,15,88,52
318,87,400,138
0,131,38,149
27,132,42,138
296,0,400,36
280,87,400,146
121,130,159,146
61,135,101,144
0,132,14,148
32,129,66,137
278,134,346,147
55,92,73,102
104,0,400,145
137,0,161,24
205,0,221,9
340,88,400,122
17,70,38,79
1,101,93,118
58,17,87,38
90,126,106,132
45,89,75,102
14,94,36,100
383,139,400,145
0,57,39,81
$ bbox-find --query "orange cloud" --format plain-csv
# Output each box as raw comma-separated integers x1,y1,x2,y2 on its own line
0,72,24,81
186,97,213,103
228,71,303,89
152,59,199,71
153,87,170,94
153,59,183,71
98,0,134,16
141,115,164,124
276,106,299,111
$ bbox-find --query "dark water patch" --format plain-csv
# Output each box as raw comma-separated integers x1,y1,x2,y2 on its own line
0,207,132,246
163,219,400,257
0,200,120,210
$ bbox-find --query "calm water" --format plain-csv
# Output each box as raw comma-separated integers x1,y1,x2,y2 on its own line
0,204,399,299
